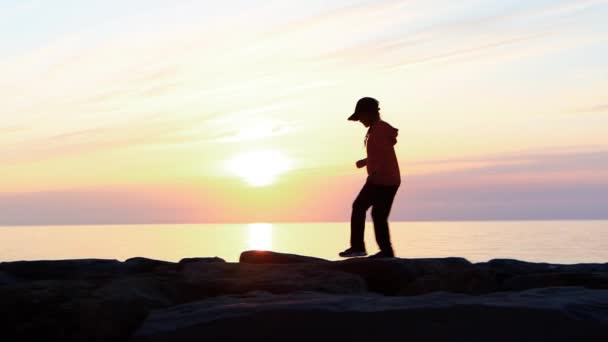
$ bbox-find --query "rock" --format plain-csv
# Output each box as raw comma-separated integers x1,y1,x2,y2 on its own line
503,272,608,291
0,259,123,280
124,257,175,273
558,263,608,273
0,271,19,285
76,275,182,341
239,250,329,264
476,259,608,290
178,257,225,266
0,279,99,341
476,259,563,275
477,259,608,276
0,258,181,282
330,257,496,295
132,287,608,342
0,274,183,342
180,262,366,297
2,252,607,342
94,275,178,307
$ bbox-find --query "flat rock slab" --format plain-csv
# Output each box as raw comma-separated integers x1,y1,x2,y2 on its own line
133,287,608,342
240,250,329,264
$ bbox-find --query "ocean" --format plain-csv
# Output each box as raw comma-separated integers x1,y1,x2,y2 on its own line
1,221,607,263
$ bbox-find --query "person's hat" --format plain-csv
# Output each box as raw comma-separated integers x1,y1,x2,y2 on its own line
348,97,379,121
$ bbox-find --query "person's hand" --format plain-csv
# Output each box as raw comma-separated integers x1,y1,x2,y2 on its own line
356,159,367,168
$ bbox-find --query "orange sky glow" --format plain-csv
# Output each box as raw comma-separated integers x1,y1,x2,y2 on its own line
1,0,607,224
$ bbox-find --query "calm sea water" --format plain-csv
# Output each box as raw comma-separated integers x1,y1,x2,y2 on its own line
1,221,607,264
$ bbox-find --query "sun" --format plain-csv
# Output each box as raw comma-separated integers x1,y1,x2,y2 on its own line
226,150,292,186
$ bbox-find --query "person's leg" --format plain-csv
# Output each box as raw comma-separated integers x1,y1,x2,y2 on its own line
371,185,399,254
350,182,375,251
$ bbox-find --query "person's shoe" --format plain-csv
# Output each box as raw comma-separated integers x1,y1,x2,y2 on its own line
339,247,367,258
368,250,395,259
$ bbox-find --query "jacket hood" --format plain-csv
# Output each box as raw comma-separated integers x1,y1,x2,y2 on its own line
376,120,398,145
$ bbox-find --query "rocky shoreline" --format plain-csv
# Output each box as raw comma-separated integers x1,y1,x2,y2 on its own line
1,251,607,341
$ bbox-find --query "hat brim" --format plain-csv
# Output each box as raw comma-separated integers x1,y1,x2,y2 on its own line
347,112,360,121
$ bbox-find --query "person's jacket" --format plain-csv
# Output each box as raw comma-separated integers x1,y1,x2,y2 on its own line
365,120,401,186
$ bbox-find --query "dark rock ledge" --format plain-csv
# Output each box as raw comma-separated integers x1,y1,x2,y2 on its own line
0,251,606,341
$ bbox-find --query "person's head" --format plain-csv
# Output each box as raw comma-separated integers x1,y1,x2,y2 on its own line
347,97,380,127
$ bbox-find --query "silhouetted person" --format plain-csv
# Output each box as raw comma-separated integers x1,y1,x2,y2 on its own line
339,97,401,258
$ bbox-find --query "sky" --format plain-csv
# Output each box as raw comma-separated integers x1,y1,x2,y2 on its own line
1,0,608,225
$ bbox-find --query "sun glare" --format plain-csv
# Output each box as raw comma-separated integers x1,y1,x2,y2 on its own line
247,223,273,250
226,150,292,187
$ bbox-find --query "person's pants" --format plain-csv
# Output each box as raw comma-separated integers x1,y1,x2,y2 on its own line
350,181,399,252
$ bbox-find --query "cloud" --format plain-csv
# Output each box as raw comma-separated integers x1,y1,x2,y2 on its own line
305,0,608,70
0,0,40,20
1,0,607,223
577,104,608,113
2,146,607,224
390,147,608,220
411,145,608,168
385,32,554,69
0,114,218,163
406,147,608,189
0,125,26,134
0,185,215,225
